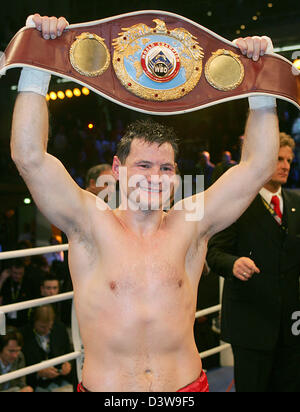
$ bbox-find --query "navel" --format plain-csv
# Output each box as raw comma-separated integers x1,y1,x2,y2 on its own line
178,279,183,288
109,281,117,291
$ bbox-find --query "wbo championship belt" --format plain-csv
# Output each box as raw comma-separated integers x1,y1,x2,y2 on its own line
0,10,299,115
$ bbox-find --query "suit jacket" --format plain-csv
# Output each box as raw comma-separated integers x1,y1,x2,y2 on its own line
206,189,300,351
1,278,32,327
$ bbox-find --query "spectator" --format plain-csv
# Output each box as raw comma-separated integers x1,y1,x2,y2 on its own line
0,328,33,392
40,273,60,297
212,151,237,183
0,259,32,327
85,163,117,207
85,163,114,193
40,272,62,322
230,135,244,163
21,305,73,392
195,151,215,190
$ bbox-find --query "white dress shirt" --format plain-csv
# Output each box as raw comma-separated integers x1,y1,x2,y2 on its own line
259,186,283,215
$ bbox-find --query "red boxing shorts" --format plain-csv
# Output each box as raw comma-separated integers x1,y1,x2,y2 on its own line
177,370,209,392
77,382,89,392
77,370,209,392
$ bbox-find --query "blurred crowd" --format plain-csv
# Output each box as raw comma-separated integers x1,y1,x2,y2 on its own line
0,103,299,391
0,242,74,392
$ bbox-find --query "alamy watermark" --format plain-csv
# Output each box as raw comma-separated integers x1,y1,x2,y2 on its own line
95,167,205,222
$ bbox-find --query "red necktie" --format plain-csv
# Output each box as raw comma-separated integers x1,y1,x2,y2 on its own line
271,195,282,224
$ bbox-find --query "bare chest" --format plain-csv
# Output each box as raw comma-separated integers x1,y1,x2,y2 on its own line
69,226,204,300
70,228,200,359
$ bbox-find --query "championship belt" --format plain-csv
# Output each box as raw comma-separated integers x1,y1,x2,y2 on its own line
1,10,299,115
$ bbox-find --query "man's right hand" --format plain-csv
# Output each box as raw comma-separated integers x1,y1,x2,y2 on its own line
38,367,60,379
233,257,260,281
30,13,69,40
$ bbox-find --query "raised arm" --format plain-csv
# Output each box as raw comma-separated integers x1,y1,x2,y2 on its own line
10,15,94,237
203,95,279,237
201,37,279,237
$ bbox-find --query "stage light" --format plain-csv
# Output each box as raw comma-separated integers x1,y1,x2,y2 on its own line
49,91,57,100
24,198,31,205
57,91,65,100
82,87,90,96
65,89,73,98
88,123,94,129
73,88,81,97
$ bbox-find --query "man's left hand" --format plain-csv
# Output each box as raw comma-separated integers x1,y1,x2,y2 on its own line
234,36,273,61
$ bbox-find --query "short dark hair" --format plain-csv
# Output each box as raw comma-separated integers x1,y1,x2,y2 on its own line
116,119,179,164
85,164,112,188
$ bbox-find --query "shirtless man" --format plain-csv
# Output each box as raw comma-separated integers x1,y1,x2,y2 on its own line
10,14,279,392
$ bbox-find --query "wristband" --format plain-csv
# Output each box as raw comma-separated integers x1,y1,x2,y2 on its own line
18,67,51,96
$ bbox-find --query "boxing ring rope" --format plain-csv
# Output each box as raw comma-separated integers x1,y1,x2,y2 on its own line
0,291,74,315
0,351,81,385
0,244,229,387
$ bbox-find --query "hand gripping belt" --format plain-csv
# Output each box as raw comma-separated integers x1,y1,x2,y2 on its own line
0,10,299,115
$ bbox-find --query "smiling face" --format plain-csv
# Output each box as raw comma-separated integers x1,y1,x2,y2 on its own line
113,138,177,211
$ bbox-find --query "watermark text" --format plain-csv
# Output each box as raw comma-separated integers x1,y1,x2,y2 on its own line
95,168,205,222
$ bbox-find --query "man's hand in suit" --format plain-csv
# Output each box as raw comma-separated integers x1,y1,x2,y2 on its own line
233,257,260,281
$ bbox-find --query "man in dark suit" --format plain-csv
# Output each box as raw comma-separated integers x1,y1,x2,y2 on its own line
21,305,73,391
206,133,300,392
0,259,33,328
